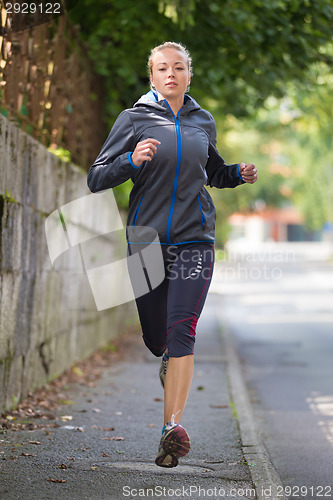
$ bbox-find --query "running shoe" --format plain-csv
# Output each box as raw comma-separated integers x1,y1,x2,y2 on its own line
159,353,169,388
155,416,191,468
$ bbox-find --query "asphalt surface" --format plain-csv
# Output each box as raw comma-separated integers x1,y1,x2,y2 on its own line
211,247,333,500
0,295,282,500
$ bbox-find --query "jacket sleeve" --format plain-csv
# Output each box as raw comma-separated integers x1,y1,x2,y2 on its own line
205,114,245,189
87,110,139,193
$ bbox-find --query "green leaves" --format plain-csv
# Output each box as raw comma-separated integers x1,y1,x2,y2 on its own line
66,0,332,234
67,0,333,130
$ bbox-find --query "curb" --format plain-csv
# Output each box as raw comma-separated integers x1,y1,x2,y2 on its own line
220,325,288,500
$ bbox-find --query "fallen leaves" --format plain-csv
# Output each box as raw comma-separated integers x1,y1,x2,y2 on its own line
58,400,77,406
46,478,67,483
0,405,58,432
60,415,73,421
72,366,84,377
101,436,124,441
0,329,140,470
1,326,141,432
61,426,84,432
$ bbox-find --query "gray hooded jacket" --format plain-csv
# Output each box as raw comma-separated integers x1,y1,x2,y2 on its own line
87,91,245,245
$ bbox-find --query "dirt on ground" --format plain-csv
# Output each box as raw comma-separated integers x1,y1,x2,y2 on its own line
0,327,143,433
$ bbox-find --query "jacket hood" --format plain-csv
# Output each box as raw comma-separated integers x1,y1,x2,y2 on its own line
134,90,201,115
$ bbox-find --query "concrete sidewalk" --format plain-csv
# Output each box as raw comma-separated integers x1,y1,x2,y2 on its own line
0,295,283,500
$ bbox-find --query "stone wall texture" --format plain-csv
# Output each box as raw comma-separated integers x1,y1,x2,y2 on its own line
0,115,137,411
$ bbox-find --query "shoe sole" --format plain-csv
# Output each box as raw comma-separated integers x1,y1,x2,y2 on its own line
155,426,190,468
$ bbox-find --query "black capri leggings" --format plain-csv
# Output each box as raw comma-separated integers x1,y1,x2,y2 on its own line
128,242,214,358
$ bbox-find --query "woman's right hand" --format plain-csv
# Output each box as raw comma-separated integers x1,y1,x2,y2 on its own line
131,138,161,167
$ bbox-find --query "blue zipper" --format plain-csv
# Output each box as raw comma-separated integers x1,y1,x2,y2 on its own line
133,195,144,226
165,101,182,244
197,195,206,227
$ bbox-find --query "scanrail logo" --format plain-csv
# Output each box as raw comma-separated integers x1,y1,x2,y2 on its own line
45,190,165,311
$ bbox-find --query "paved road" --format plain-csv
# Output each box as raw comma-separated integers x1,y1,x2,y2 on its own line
0,303,255,500
211,244,333,500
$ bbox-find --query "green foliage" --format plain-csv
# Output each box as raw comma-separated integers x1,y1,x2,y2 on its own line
48,146,72,163
102,342,117,352
67,1,333,233
112,180,133,211
158,0,197,27
2,189,18,204
210,57,333,242
69,0,333,128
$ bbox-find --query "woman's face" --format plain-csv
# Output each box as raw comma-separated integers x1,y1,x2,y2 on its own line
150,48,191,102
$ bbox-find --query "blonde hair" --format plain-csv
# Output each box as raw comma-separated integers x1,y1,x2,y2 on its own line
147,41,193,80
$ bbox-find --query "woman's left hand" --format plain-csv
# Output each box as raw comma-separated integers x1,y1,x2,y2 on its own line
239,163,257,184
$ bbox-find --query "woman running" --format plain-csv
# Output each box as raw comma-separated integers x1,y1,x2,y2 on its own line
87,41,257,468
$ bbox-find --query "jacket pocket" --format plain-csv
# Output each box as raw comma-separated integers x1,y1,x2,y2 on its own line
197,195,206,228
132,195,144,226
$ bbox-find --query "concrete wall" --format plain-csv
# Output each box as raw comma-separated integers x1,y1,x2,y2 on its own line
0,115,137,411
